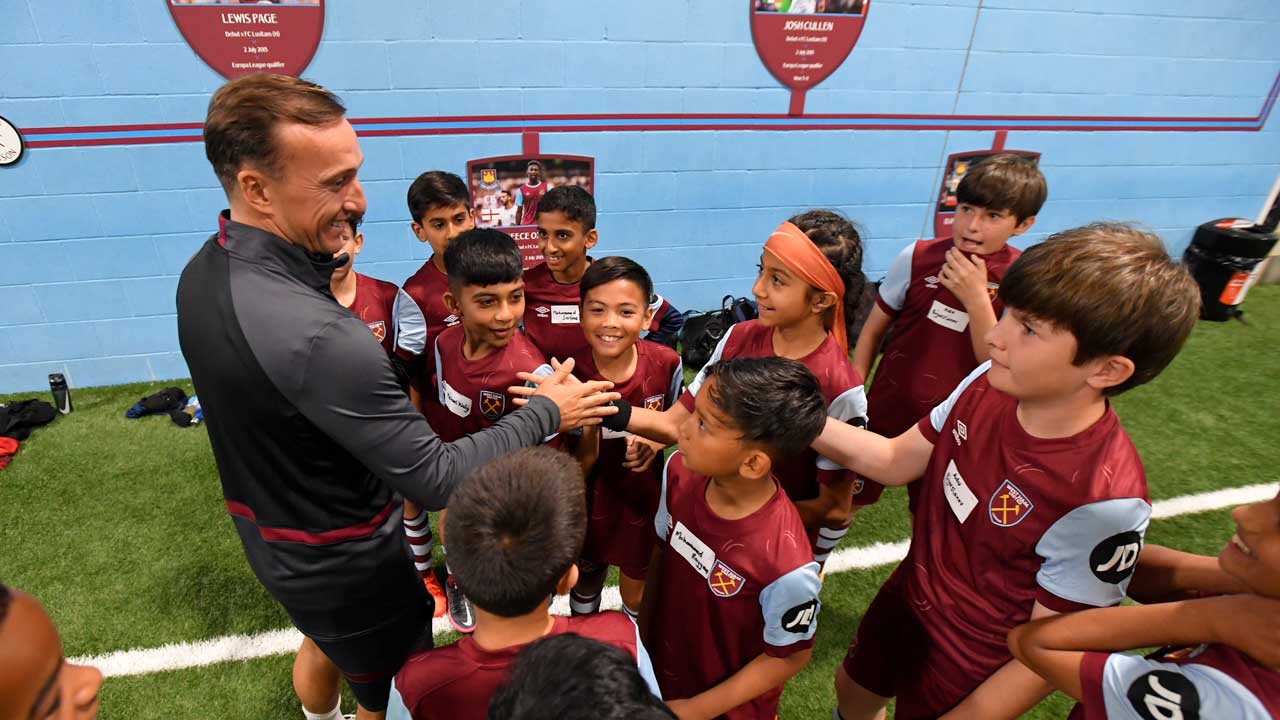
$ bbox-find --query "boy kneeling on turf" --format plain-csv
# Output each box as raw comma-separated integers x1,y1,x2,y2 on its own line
643,357,827,719
1010,493,1280,719
812,223,1202,719
388,446,659,720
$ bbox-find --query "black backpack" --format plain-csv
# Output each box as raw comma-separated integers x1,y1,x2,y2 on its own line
677,295,757,370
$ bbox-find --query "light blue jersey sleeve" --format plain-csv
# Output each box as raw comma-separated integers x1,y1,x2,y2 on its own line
816,386,869,471
877,242,915,312
393,287,428,356
654,453,676,541
926,361,991,435
759,562,822,649
1097,652,1272,719
632,621,662,699
385,679,412,720
1035,497,1152,608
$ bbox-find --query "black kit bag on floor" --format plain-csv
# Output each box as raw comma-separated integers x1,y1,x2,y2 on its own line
678,295,757,370
0,399,58,441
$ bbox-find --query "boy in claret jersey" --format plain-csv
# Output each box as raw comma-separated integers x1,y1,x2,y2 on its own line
643,357,826,720
814,224,1201,720
522,185,598,363
854,155,1046,510
566,257,683,621
420,228,554,635
387,447,658,720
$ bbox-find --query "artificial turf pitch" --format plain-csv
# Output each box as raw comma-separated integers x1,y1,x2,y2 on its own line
1,285,1277,719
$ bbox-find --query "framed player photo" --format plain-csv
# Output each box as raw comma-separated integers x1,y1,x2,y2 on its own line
752,0,864,14
466,154,595,268
934,149,1040,238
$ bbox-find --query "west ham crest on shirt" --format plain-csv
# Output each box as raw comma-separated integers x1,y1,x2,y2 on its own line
366,320,386,342
479,390,505,421
643,394,665,411
708,560,745,598
989,479,1033,527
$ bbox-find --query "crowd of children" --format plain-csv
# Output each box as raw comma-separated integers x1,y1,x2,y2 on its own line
8,154,1279,720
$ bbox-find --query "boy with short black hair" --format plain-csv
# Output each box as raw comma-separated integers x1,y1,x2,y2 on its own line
854,154,1047,505
388,447,658,720
814,223,1201,719
567,256,683,620
645,356,827,720
402,170,475,343
488,634,675,720
399,171,478,615
0,583,103,720
420,228,554,634
523,185,598,362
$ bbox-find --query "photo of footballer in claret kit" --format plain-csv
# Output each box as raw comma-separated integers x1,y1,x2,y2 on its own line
753,0,865,14
467,155,594,267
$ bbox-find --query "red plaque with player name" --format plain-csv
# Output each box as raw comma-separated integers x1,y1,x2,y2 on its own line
934,150,1041,238
166,0,324,80
750,0,868,93
466,154,595,269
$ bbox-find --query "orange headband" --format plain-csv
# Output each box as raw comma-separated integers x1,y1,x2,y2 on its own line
764,221,848,356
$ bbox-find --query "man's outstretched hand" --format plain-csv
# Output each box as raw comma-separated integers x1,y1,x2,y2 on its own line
511,357,620,433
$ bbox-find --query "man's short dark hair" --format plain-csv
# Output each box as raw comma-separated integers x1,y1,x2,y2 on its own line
999,222,1200,396
955,154,1047,222
579,256,653,306
443,228,524,291
536,185,596,231
204,73,346,194
703,357,827,456
446,447,586,617
407,171,471,224
488,634,674,720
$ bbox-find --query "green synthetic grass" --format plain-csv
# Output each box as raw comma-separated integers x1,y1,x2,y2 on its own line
1,286,1277,719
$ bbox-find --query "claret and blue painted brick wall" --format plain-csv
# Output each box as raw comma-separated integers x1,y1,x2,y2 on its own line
2,0,1279,392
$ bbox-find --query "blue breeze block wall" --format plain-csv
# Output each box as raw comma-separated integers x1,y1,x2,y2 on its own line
1,0,1278,392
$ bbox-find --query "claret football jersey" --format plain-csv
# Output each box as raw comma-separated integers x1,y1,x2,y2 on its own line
346,271,426,359
522,261,592,363
424,324,552,443
1073,643,1280,720
905,361,1152,686
388,611,658,720
400,257,460,344
650,452,821,720
570,340,683,575
867,237,1020,439
682,319,872,527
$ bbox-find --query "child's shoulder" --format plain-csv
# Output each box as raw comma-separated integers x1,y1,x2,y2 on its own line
394,641,473,697
509,330,551,366
638,337,681,369
564,610,639,652
403,258,445,291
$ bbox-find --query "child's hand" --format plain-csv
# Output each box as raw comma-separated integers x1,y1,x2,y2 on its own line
623,435,663,472
1208,594,1280,669
939,247,990,311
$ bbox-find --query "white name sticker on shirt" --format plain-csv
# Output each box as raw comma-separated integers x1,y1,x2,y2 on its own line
927,300,970,333
942,459,979,524
600,428,631,440
550,305,580,325
440,380,472,418
670,521,716,579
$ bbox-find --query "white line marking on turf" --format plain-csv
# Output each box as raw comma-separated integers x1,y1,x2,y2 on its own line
74,481,1278,678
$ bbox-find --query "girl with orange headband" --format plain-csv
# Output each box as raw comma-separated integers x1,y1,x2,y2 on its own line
622,209,870,564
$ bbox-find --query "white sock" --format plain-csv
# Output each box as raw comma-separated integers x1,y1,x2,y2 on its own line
302,700,341,720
